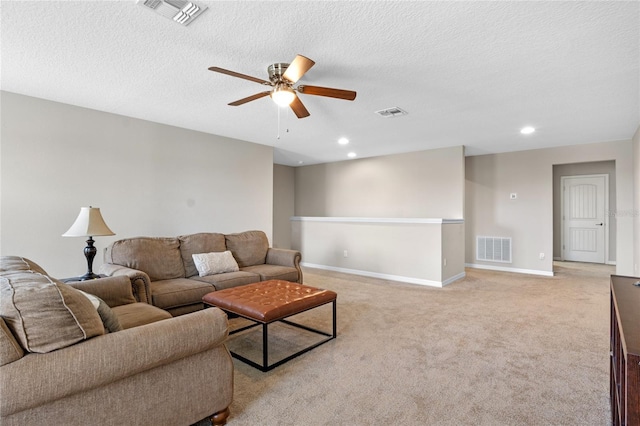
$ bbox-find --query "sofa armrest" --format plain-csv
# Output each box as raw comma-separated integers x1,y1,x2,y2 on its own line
266,248,303,283
68,276,137,308
98,263,151,304
0,308,229,417
265,248,300,267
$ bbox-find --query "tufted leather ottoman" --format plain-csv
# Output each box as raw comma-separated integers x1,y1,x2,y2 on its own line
203,280,336,371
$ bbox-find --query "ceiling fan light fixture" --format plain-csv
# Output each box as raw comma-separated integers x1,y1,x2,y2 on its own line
209,54,356,118
271,84,296,107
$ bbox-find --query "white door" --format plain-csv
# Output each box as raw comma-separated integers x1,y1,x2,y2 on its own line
562,175,607,263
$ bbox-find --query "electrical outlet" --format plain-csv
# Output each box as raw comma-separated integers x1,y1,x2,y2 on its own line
343,250,348,258
510,193,517,200
539,253,545,260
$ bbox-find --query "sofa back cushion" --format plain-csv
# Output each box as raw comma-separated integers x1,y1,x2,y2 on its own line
178,233,227,278
105,237,185,281
0,270,104,353
225,230,269,268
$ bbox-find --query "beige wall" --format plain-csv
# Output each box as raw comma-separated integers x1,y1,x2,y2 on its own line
273,164,295,249
634,126,640,276
295,146,465,218
291,146,466,285
466,140,635,276
552,161,616,262
441,222,465,281
291,218,464,286
0,92,274,278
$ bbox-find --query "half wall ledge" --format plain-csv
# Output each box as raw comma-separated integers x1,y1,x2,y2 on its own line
290,217,464,224
291,217,465,288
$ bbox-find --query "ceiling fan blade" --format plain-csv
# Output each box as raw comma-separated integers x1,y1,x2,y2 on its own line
208,66,271,85
297,85,357,101
290,95,310,119
228,91,271,106
282,55,315,84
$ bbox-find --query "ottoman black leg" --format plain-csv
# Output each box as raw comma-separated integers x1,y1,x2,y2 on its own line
262,322,268,371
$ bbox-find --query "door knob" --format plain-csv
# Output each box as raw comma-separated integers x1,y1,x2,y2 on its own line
596,223,603,226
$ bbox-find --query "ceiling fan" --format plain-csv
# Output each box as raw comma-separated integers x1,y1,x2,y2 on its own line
208,54,356,119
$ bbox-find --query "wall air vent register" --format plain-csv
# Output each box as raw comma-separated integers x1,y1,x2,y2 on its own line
476,236,512,263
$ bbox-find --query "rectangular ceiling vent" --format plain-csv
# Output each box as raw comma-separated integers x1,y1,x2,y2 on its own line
138,0,207,26
375,107,408,118
476,236,512,263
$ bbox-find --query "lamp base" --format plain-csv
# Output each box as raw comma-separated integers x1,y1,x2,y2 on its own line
79,236,100,281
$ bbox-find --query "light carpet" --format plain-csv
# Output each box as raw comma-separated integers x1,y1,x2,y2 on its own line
207,262,614,425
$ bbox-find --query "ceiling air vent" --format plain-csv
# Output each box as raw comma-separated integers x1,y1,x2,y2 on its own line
138,0,207,26
375,107,408,118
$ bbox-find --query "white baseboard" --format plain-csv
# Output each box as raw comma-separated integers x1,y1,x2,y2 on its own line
465,263,554,277
300,262,465,288
553,258,616,266
442,271,467,286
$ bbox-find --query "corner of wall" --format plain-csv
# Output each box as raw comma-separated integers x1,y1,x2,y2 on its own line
633,126,640,276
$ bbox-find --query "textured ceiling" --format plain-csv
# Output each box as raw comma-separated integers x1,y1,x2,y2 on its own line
1,1,638,166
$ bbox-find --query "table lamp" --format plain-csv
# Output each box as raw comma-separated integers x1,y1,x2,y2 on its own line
62,206,115,280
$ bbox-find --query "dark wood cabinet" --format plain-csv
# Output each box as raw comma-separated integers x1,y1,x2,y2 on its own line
610,275,640,426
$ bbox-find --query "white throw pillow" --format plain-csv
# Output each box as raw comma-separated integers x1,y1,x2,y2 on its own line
77,289,101,309
192,251,240,277
76,289,122,333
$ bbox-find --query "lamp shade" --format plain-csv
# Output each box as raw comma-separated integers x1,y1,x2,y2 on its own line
62,207,115,237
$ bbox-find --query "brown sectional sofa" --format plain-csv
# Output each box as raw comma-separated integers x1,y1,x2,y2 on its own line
99,230,302,316
0,256,233,426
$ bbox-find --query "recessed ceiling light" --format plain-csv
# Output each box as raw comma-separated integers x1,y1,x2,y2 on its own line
298,161,304,165
338,137,349,145
520,126,536,135
347,152,357,158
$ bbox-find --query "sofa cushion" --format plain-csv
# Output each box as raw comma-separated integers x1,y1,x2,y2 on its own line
178,233,226,278
192,251,239,277
0,272,104,353
191,271,260,291
106,237,185,281
111,303,172,329
150,278,215,310
240,264,299,283
225,230,269,267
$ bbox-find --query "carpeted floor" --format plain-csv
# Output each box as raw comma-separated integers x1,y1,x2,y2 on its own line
200,262,614,425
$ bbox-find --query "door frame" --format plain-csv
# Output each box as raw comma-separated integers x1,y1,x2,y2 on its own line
560,174,610,264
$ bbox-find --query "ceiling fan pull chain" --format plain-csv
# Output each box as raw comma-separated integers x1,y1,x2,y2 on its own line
277,104,281,140
284,105,290,134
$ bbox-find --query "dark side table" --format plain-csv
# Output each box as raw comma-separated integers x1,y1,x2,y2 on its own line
61,274,107,283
